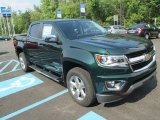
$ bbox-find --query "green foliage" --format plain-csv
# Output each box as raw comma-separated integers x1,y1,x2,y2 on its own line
14,11,31,33
156,17,160,26
58,2,79,19
30,6,43,22
41,0,58,19
10,0,160,34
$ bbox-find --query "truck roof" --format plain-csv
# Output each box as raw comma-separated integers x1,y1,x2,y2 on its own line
32,19,88,24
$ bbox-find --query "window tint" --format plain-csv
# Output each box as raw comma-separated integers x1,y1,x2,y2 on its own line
131,24,144,29
140,24,146,28
30,23,42,38
56,20,106,40
42,24,53,38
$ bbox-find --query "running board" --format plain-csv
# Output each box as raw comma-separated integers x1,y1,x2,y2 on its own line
29,65,62,82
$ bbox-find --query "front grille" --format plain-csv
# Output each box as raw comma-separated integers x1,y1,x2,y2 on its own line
127,46,154,72
126,50,147,58
131,57,153,71
126,46,153,59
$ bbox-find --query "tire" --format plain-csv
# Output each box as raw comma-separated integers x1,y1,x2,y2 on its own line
66,67,96,107
145,34,149,39
157,33,160,38
19,52,31,72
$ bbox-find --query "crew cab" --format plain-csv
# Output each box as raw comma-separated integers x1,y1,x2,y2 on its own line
13,19,157,106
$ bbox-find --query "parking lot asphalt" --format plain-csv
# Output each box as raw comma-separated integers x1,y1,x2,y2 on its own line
0,38,160,120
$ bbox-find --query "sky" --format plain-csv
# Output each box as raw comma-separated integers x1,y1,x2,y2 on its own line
0,0,41,12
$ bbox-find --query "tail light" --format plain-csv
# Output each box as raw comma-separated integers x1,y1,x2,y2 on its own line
108,29,112,33
136,28,143,34
125,29,128,34
13,38,18,46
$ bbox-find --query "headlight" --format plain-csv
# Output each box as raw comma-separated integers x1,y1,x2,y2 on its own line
95,54,128,67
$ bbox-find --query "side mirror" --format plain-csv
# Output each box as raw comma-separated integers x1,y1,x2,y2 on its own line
44,35,58,43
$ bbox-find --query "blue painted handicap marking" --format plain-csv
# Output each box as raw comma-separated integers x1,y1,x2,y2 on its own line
1,89,68,120
78,111,107,120
0,74,43,98
0,59,21,76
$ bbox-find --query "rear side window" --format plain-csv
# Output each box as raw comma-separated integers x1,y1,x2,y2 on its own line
138,24,146,28
131,24,138,29
113,26,119,29
29,23,42,39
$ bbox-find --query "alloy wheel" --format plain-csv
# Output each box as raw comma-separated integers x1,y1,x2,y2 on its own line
69,75,86,101
19,57,25,70
145,34,149,39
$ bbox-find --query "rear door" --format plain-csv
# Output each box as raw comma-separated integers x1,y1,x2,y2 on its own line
25,22,43,66
26,22,63,75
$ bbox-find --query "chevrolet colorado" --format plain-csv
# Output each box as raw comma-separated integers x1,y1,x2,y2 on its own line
13,19,157,106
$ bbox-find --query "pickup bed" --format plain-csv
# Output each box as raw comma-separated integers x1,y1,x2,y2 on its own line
13,19,157,106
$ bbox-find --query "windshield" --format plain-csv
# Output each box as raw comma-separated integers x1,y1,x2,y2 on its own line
55,20,106,40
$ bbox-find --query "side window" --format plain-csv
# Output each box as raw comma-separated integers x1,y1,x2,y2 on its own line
30,23,42,39
42,24,53,39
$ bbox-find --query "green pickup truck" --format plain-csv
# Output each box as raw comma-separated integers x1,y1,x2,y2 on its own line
13,19,157,106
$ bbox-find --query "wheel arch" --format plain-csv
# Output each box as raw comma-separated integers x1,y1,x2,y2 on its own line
15,47,23,57
63,59,91,82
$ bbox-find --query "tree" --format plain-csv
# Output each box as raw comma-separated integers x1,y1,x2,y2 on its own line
58,2,79,19
14,11,31,33
30,5,43,22
41,0,58,19
11,0,160,34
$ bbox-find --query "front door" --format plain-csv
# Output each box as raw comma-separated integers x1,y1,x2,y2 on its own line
39,22,63,75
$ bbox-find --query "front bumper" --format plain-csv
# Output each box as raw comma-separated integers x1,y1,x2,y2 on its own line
96,70,156,103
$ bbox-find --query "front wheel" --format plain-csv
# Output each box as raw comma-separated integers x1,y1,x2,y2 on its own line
67,67,96,107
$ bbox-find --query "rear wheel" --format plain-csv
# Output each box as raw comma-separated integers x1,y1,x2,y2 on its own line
145,34,149,39
19,52,31,72
67,67,96,107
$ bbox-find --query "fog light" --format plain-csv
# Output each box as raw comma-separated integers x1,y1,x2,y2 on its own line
105,80,126,91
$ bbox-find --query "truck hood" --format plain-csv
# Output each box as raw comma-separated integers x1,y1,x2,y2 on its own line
74,34,153,55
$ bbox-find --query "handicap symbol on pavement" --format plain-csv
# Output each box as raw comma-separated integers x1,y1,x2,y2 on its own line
0,77,35,92
0,74,43,98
